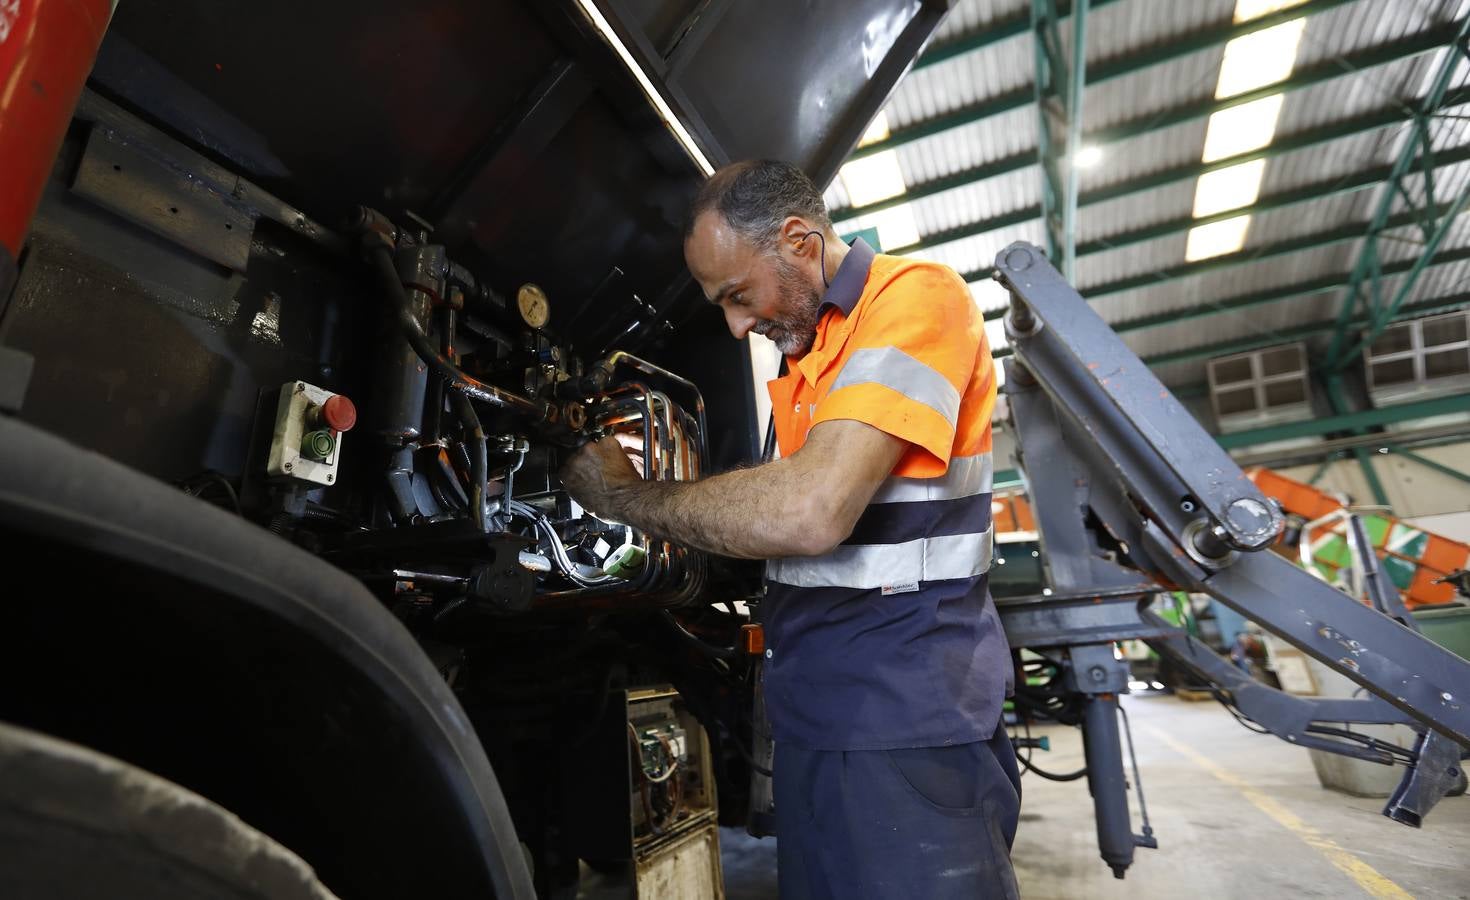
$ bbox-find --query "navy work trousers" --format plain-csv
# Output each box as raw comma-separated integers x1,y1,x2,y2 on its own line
773,727,1021,899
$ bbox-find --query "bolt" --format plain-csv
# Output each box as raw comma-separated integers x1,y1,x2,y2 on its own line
283,462,293,471
1225,496,1273,537
1443,692,1454,702
1089,666,1107,683
326,474,334,483
1003,246,1034,271
1180,499,1196,513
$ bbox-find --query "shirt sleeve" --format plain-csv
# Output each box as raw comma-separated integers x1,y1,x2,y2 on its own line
811,263,986,473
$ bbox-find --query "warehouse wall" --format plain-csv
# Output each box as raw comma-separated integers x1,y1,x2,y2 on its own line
1276,442,1470,541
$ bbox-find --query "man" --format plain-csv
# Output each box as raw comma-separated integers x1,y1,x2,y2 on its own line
560,159,1018,898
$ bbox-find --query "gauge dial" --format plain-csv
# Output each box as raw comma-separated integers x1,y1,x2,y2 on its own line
517,283,551,329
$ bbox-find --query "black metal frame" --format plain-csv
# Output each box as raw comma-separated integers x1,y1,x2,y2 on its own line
994,241,1470,877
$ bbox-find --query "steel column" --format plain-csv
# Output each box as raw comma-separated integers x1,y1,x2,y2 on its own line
1031,0,1089,278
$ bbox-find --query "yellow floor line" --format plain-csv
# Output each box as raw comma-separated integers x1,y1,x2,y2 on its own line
1145,726,1414,900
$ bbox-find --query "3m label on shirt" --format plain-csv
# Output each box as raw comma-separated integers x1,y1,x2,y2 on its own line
881,582,920,596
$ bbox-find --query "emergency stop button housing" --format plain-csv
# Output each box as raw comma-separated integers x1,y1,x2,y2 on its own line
266,381,353,486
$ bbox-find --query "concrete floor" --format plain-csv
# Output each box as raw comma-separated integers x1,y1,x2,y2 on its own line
721,693,1470,899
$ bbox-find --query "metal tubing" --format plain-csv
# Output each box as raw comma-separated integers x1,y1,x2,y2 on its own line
598,351,709,465
369,247,550,420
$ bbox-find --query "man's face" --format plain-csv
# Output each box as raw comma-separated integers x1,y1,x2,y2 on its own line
685,212,824,357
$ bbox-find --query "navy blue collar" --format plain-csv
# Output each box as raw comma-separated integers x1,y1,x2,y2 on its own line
819,237,876,316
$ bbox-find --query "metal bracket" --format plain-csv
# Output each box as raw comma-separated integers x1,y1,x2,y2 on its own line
71,126,256,272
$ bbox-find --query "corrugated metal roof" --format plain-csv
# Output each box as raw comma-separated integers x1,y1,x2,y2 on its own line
825,0,1470,399
928,0,1030,46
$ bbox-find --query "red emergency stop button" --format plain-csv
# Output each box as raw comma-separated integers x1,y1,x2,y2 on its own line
321,394,357,433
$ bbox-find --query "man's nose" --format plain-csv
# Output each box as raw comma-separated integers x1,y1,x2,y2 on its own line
724,307,756,341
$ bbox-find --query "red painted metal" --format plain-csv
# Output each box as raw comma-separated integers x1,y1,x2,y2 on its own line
0,0,112,260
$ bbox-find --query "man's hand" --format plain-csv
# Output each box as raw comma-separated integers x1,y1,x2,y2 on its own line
559,434,644,516
554,419,905,560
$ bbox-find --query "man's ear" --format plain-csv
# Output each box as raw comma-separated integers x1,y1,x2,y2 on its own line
779,216,814,258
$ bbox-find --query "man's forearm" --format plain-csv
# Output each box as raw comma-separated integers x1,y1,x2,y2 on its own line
602,463,810,560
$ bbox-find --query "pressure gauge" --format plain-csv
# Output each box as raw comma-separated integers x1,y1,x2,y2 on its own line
517,283,551,329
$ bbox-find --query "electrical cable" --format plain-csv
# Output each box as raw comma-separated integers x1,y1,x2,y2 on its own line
178,470,243,516
507,500,618,587
659,609,740,660
1013,715,1088,782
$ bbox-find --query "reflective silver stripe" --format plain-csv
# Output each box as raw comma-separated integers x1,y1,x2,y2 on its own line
766,527,994,590
870,452,993,505
828,346,961,428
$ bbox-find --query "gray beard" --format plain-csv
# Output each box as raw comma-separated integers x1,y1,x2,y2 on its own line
756,256,823,356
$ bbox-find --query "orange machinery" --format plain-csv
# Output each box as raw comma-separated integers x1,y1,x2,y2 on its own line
1248,468,1470,608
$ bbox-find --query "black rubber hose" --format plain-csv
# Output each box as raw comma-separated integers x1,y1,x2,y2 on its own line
659,610,740,660
368,246,549,420
450,391,488,533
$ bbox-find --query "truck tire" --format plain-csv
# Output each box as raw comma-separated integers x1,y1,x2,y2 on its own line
0,721,338,900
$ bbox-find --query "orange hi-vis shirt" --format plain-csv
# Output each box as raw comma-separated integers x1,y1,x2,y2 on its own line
760,237,1011,751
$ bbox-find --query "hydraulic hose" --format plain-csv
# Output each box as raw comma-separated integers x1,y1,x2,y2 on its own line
450,391,489,533
368,245,550,421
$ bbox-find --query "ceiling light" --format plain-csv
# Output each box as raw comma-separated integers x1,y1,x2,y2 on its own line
1215,19,1306,98
1233,0,1308,24
864,204,922,252
1193,159,1267,217
574,0,715,176
1186,215,1252,261
838,149,909,207
1201,95,1285,162
858,111,892,147
1074,145,1104,168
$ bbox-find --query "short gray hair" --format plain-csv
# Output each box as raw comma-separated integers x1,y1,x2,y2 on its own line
685,160,832,251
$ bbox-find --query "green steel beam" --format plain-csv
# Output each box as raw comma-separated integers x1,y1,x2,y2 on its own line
847,18,1457,163
1031,0,1089,278
838,89,1470,222
989,249,1470,356
1100,246,1470,332
972,201,1469,310
990,284,1470,364
1391,446,1470,487
1214,394,1470,449
898,141,1470,258
1137,292,1470,368
1322,17,1470,370
914,0,1123,70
